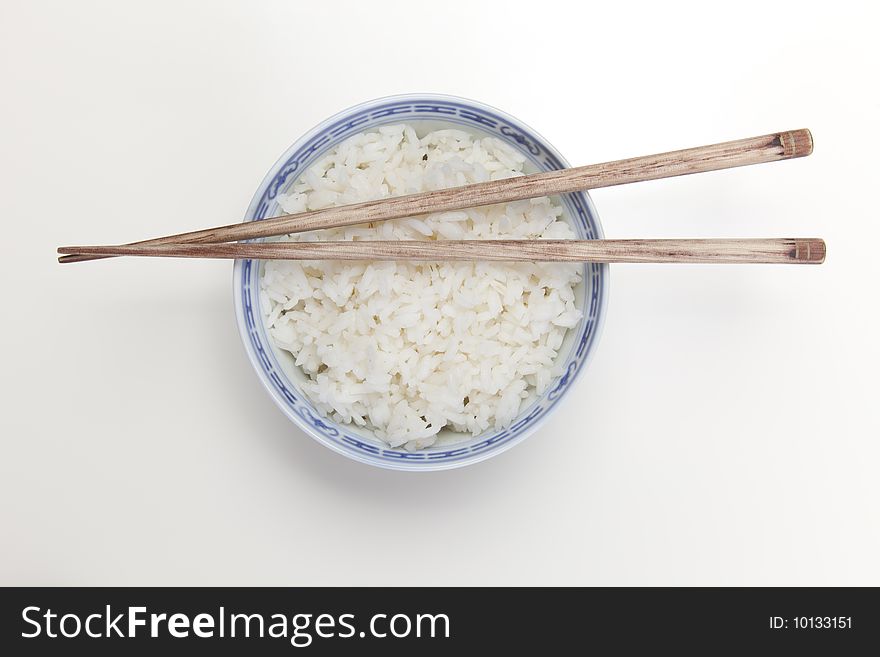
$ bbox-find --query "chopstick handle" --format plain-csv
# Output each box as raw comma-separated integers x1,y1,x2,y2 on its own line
58,238,827,264
59,129,813,264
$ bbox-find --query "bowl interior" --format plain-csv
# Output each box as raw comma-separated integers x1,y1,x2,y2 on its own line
235,95,607,469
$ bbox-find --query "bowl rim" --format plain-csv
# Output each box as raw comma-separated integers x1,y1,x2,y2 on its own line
232,92,609,470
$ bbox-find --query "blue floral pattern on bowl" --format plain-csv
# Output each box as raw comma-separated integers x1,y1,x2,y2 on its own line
233,94,608,470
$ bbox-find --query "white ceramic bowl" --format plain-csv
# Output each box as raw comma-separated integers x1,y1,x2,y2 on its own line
233,94,608,470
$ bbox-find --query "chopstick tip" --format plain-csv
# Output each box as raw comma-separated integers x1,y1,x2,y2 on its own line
57,248,96,264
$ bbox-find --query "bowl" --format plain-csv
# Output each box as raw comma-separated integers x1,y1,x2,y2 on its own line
233,93,608,470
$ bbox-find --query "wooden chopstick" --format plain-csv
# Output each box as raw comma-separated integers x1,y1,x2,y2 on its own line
58,129,813,264
57,238,827,264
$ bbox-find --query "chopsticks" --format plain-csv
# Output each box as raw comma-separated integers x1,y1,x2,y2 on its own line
57,238,826,264
58,129,814,264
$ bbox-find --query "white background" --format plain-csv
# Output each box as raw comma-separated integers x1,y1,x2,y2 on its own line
1,0,878,585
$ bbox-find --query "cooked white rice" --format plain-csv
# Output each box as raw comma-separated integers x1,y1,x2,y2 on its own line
260,124,582,450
